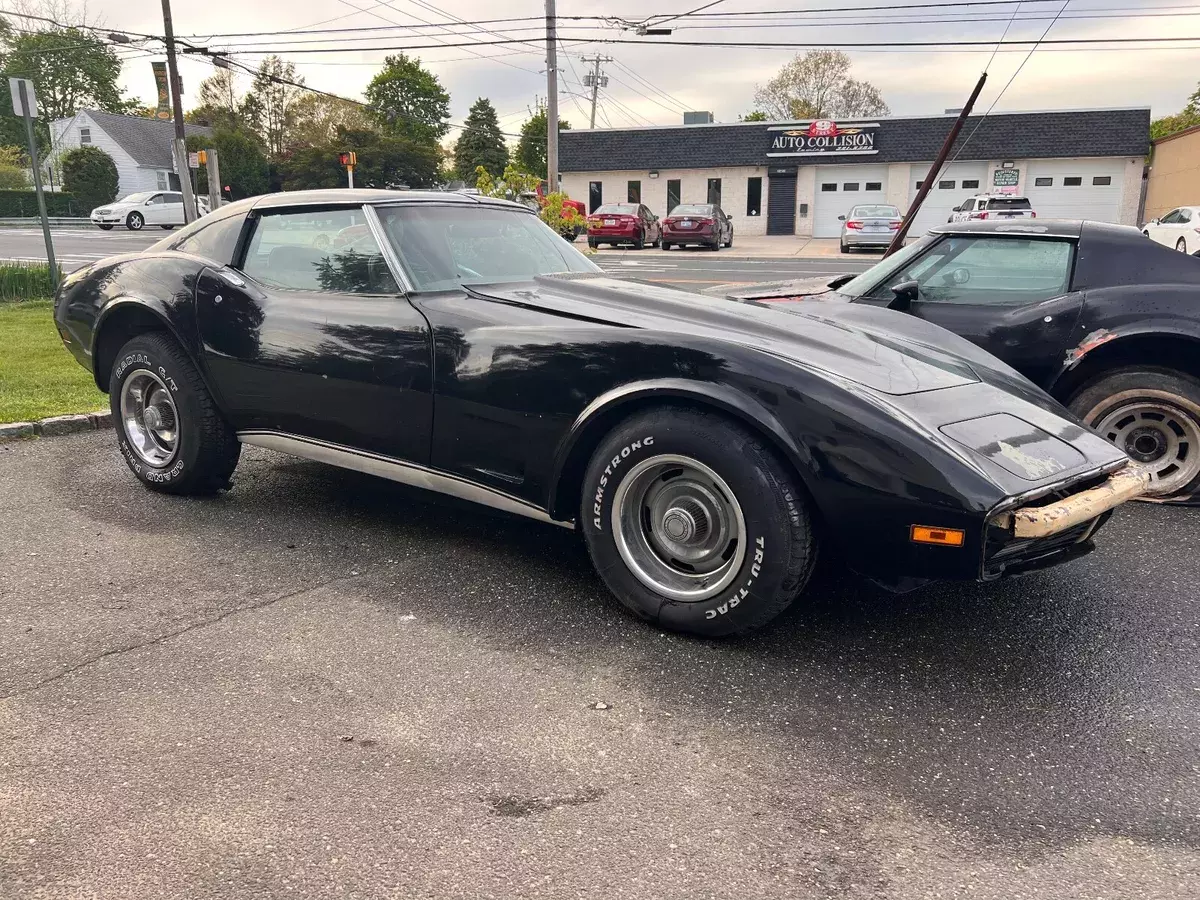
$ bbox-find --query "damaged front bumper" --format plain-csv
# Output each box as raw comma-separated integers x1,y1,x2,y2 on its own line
982,465,1150,577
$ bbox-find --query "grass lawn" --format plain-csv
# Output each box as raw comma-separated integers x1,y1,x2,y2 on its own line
0,300,107,423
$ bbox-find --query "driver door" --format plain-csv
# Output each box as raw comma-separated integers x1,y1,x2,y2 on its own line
856,234,1084,387
142,193,166,224
194,205,434,463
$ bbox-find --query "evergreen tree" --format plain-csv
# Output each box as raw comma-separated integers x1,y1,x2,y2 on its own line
453,98,508,181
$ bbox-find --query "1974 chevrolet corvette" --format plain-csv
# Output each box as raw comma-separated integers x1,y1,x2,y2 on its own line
54,190,1148,636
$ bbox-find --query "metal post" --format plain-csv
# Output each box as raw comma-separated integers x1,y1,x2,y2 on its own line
206,149,221,210
161,0,198,223
347,165,354,189
545,0,559,191
884,72,988,257
17,81,57,292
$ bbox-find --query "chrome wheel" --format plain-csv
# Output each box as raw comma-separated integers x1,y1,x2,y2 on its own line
120,369,179,466
611,454,746,602
1177,238,1188,252
1092,394,1200,496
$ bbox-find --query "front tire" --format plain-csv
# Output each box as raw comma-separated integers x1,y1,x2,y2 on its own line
1068,366,1200,501
109,332,240,495
1177,238,1188,252
580,407,817,637
126,212,144,231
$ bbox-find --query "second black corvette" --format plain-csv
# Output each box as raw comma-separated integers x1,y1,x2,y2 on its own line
54,190,1146,636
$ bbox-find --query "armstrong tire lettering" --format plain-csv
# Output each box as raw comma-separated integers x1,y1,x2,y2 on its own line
580,406,816,638
109,332,241,496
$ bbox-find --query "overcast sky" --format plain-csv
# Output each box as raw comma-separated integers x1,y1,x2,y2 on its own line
91,0,1200,135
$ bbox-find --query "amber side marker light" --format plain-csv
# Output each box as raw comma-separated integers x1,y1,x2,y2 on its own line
910,525,966,547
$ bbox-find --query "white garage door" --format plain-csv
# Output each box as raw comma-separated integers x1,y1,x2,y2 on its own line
1024,159,1125,223
906,163,988,236
812,165,889,238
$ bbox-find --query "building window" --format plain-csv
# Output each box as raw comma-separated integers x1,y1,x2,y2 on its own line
627,180,641,203
843,182,860,192
915,181,924,189
667,178,681,211
79,127,91,145
865,181,882,191
588,181,602,213
962,179,979,189
821,183,837,192
157,170,170,190
707,178,722,206
1064,177,1082,187
1034,177,1053,187
939,180,955,189
1093,175,1112,186
746,176,761,216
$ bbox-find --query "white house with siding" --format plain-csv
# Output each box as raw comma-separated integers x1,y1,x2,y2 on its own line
49,110,212,199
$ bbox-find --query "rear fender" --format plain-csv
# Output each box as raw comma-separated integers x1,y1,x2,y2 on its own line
91,296,204,393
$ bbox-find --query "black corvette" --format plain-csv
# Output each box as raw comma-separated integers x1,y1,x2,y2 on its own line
54,190,1147,637
720,220,1200,502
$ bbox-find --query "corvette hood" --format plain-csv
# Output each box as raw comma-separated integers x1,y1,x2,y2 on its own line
476,274,980,396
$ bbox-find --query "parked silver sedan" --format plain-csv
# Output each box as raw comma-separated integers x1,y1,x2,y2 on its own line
838,204,902,253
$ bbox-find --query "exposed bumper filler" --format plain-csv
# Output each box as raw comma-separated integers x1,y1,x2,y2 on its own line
995,466,1150,539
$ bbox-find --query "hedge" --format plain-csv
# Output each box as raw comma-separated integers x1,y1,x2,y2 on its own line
0,262,60,301
0,190,84,217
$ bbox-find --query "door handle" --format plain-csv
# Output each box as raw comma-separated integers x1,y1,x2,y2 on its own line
219,270,245,287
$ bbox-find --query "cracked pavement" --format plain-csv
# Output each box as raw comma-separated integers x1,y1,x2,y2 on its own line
2,432,1198,899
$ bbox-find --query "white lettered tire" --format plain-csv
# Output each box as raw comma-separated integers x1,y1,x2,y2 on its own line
581,406,817,636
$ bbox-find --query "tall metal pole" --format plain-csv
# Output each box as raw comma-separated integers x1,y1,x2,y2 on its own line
545,0,559,192
17,81,57,292
884,72,988,257
588,56,602,129
160,0,198,223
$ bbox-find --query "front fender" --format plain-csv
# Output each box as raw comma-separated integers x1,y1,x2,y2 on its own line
546,377,813,520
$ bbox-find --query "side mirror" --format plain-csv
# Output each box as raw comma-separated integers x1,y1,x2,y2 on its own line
888,280,919,311
952,205,962,212
1150,218,1160,225
838,215,846,221
827,273,855,290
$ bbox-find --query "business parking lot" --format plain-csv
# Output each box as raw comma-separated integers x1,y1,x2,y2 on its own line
2,431,1197,899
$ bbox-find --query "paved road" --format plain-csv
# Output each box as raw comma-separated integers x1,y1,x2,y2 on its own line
1,227,872,289
1,432,1196,899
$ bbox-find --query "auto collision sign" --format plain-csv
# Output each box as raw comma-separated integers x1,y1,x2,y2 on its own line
767,120,880,157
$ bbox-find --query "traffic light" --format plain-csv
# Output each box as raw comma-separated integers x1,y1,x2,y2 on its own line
338,151,357,167
197,149,207,165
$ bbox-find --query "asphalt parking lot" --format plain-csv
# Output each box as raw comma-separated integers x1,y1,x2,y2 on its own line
2,432,1197,899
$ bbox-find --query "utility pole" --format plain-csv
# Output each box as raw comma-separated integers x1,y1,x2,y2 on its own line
545,0,559,192
160,0,198,224
10,78,57,291
581,56,612,129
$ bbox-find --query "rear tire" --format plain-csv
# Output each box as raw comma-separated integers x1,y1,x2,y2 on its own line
588,238,597,249
840,241,849,254
633,231,645,250
580,407,817,637
126,212,144,231
96,224,114,230
108,332,240,495
160,225,175,230
1177,238,1188,252
708,239,720,251
661,241,671,251
1068,366,1200,502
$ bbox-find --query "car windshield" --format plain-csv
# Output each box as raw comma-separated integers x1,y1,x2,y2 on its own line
375,204,600,291
671,205,712,216
832,233,939,297
985,197,1032,210
851,205,900,218
594,204,638,216
118,192,155,204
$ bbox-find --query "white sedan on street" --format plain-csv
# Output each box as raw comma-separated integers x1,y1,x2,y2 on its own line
1143,206,1200,254
91,191,209,231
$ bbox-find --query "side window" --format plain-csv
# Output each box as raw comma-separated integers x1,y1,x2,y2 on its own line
873,237,1072,306
627,180,641,203
1182,210,1194,222
240,207,399,295
145,194,164,206
165,192,183,204
1161,209,1183,224
174,209,246,265
960,199,974,212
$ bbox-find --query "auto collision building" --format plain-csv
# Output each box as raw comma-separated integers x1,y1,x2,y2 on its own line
559,107,1150,238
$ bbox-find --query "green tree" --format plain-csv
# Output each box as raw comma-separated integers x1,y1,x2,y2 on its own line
0,24,130,151
739,111,768,122
186,69,246,132
289,93,373,149
475,163,583,237
243,56,306,159
453,98,508,181
186,128,269,200
514,105,571,180
61,145,118,208
0,144,27,189
364,53,450,146
279,127,439,191
753,50,888,120
1151,82,1200,139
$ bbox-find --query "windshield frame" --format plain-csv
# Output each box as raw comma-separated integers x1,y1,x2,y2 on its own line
371,202,601,292
833,233,940,298
117,192,156,204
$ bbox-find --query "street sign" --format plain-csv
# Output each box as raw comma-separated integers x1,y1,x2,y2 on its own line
188,151,200,169
8,78,36,118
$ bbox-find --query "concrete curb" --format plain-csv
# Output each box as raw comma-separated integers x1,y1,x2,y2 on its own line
0,411,111,442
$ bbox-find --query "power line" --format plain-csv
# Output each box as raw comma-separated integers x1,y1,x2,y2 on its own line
611,60,691,113
646,0,730,27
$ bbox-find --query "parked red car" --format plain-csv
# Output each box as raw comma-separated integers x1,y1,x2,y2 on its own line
587,203,661,249
661,204,733,251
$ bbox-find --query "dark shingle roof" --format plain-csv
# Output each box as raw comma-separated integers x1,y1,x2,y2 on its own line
560,108,1150,171
83,110,213,168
